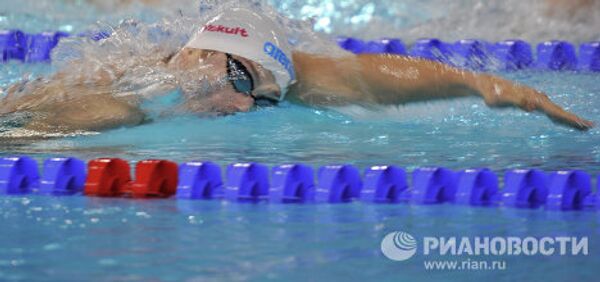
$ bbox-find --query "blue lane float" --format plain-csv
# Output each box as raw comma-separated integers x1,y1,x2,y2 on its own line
409,167,458,204
583,195,596,209
409,38,454,65
595,175,600,209
316,165,362,203
578,41,600,72
546,170,591,211
379,39,407,55
224,163,270,202
0,156,39,195
361,165,407,203
337,37,366,54
90,31,111,41
0,156,599,212
75,30,111,41
270,164,315,203
176,161,223,199
25,32,69,62
502,169,548,208
0,30,26,62
452,39,493,70
493,40,534,70
1,30,69,63
361,40,387,54
536,40,578,71
39,157,86,195
25,33,55,62
335,36,598,72
359,39,408,55
454,168,499,206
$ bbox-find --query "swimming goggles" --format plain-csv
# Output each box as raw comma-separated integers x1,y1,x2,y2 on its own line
225,53,276,106
226,53,254,95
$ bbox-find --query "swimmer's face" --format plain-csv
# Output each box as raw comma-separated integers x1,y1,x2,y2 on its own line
168,48,281,114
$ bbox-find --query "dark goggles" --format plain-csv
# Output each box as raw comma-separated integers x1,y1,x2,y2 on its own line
226,53,254,95
225,53,277,107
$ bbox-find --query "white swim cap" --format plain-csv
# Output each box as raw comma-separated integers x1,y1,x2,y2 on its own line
185,8,295,100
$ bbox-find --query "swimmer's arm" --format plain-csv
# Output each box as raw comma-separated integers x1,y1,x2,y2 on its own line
291,52,593,130
357,54,593,130
23,94,146,133
1,80,147,132
0,52,177,132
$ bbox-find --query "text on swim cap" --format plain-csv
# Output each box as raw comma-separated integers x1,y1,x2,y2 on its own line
203,24,248,37
264,42,296,80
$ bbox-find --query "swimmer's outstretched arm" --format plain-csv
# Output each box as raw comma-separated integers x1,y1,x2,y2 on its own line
291,52,594,130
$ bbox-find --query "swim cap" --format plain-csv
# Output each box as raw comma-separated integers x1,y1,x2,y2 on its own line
185,8,295,100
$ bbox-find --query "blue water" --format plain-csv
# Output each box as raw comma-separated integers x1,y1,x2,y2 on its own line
1,0,600,281
1,196,598,281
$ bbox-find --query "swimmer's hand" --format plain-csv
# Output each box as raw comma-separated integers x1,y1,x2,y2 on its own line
475,74,594,131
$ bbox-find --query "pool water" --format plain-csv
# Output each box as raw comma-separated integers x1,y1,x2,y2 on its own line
1,196,598,281
1,0,599,281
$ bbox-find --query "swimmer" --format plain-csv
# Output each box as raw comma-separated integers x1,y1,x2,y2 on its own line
0,8,594,133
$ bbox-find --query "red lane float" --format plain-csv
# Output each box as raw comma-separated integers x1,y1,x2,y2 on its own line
130,160,178,198
84,158,177,198
84,158,131,197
